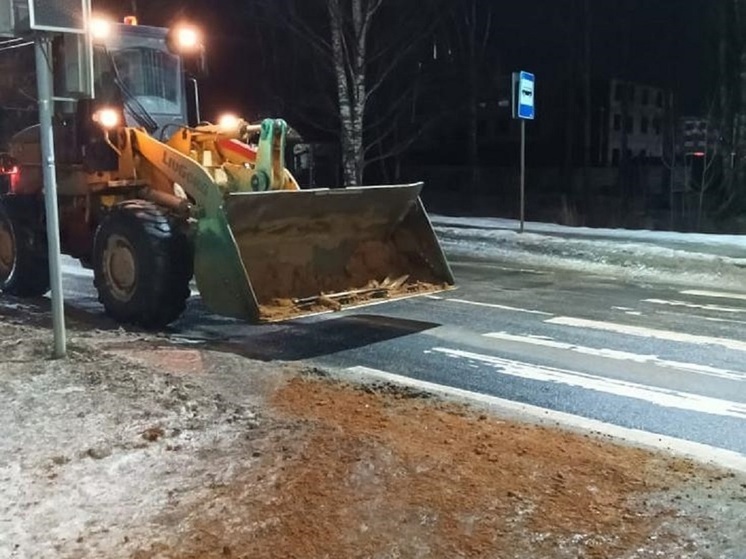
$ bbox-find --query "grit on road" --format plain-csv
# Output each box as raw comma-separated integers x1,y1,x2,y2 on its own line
45,253,746,470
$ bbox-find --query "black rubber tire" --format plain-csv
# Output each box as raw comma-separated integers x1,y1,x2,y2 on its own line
0,198,50,297
92,200,193,328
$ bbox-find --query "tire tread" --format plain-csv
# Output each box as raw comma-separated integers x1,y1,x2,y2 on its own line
93,200,192,328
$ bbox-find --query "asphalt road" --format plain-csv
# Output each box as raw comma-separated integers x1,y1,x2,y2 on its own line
27,254,746,465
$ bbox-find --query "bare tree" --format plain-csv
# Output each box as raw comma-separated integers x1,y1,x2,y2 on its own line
581,0,592,215
685,101,722,231
695,131,719,230
660,92,679,229
325,0,377,185
709,0,746,216
443,0,493,186
247,0,443,187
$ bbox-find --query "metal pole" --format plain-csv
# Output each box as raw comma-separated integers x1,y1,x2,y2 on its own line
520,119,526,233
189,77,201,124
83,0,95,97
34,35,66,359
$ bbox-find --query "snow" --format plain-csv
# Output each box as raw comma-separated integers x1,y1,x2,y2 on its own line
0,332,267,559
430,215,746,289
431,215,746,249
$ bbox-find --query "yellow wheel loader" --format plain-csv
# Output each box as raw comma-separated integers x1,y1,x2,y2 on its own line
0,19,454,327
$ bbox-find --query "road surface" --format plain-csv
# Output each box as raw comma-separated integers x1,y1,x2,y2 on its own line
17,254,746,467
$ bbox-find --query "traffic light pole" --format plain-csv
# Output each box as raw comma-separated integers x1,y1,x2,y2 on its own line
34,35,67,359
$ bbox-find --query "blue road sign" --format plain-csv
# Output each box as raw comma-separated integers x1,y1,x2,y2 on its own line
513,71,535,120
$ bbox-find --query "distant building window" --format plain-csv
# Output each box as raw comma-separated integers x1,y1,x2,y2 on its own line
612,149,620,165
640,149,647,158
641,117,649,133
653,118,661,135
613,114,621,130
656,91,663,107
625,116,633,133
641,89,649,105
614,83,624,101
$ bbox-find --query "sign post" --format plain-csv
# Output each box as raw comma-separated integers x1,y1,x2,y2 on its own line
34,35,66,358
512,71,535,233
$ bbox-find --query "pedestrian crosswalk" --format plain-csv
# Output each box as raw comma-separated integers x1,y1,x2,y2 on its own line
346,287,746,469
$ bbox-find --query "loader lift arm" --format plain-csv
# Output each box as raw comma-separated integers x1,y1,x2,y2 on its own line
128,126,261,319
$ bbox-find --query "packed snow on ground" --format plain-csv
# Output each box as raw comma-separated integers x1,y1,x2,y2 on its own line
431,215,746,289
431,215,746,249
0,326,277,559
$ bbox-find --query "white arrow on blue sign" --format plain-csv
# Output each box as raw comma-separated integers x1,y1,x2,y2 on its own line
513,71,535,120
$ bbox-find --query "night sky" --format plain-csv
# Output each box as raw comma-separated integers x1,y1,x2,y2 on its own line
494,1,708,112
93,0,710,119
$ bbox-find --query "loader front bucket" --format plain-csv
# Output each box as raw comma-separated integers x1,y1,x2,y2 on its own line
192,183,454,323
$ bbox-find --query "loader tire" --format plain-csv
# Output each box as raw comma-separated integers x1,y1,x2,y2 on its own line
93,200,193,328
0,199,50,297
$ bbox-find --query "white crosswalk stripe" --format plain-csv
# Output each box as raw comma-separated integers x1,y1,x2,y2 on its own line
643,298,746,313
439,297,552,315
431,346,746,420
546,316,746,352
482,331,746,381
680,289,746,302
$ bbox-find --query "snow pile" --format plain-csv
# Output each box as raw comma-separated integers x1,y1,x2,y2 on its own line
432,215,746,288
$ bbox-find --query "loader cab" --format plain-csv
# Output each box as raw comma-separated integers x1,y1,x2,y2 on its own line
9,19,205,191
92,22,189,138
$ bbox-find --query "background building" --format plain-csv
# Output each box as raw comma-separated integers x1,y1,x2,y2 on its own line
597,79,667,166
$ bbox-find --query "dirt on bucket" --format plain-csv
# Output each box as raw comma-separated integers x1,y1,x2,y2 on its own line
255,239,450,321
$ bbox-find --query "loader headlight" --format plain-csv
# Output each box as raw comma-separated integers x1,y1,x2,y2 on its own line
90,17,113,41
93,108,120,129
218,113,241,131
167,24,202,53
177,27,200,50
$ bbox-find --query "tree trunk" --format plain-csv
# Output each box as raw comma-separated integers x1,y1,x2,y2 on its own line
731,0,746,203
327,0,365,186
327,0,372,187
581,0,592,221
467,0,479,188
562,0,576,201
718,1,735,199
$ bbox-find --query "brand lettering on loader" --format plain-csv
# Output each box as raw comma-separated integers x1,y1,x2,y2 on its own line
162,150,206,196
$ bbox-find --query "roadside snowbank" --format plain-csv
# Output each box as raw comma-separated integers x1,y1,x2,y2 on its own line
432,215,746,289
